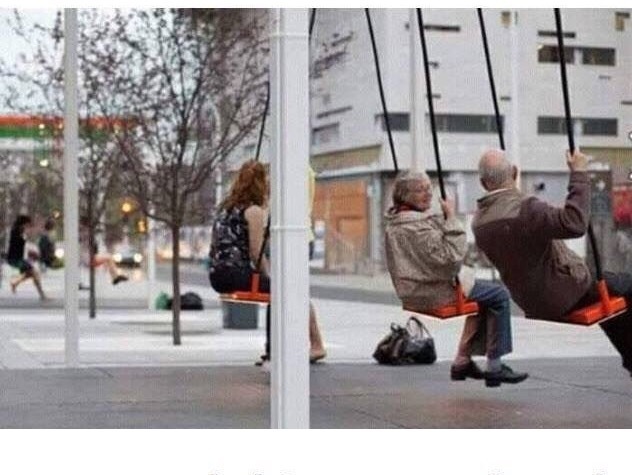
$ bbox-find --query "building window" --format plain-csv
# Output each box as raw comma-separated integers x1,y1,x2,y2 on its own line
331,32,354,48
424,24,460,33
583,118,617,136
538,45,616,66
537,117,567,135
316,106,352,120
375,113,409,132
615,11,630,31
312,51,347,79
538,45,575,63
433,114,504,134
538,30,576,38
581,47,616,66
500,11,512,28
312,123,340,145
537,117,618,136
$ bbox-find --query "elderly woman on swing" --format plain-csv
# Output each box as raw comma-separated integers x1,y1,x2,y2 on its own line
384,171,527,387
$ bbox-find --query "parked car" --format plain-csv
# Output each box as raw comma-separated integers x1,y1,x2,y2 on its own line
113,245,144,268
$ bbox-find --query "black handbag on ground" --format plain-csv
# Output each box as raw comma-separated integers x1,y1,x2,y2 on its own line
373,316,437,365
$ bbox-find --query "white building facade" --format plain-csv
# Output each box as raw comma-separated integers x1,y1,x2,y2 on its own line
237,8,632,272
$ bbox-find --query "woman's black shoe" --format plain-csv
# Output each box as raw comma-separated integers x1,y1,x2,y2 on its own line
450,361,485,381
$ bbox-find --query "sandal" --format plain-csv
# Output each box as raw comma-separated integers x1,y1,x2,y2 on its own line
309,350,327,364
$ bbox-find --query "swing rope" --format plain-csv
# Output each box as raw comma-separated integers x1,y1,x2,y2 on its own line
365,8,399,173
477,8,505,151
554,8,603,281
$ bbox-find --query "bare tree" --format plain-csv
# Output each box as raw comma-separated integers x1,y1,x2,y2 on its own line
0,9,127,317
86,9,268,344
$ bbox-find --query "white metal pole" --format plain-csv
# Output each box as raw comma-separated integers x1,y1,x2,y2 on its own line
63,8,79,367
409,8,425,173
269,8,310,429
510,11,521,188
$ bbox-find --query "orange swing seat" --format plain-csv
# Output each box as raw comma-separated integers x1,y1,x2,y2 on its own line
220,272,270,304
403,283,479,320
527,280,627,326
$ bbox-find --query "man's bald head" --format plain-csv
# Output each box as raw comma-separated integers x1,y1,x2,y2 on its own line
478,149,517,192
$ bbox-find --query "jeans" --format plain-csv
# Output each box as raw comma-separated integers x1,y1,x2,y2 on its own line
458,280,513,359
573,271,632,371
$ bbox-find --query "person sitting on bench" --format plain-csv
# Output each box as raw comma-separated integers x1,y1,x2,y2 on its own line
473,148,632,378
384,172,527,387
7,215,48,300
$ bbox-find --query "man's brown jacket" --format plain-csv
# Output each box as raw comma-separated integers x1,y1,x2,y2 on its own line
472,171,592,318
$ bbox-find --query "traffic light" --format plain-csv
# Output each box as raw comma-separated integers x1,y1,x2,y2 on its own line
137,219,147,234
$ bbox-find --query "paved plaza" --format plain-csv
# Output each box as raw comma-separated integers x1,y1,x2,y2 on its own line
0,263,630,427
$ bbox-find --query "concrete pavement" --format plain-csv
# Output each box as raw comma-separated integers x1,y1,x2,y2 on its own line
0,358,630,428
0,298,619,368
0,261,620,368
0,261,630,427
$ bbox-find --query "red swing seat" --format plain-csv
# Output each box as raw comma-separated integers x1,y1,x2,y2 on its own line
403,283,479,320
526,280,627,326
219,272,270,304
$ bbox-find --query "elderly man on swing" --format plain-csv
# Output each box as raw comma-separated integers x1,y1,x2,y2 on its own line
384,171,528,387
473,148,632,378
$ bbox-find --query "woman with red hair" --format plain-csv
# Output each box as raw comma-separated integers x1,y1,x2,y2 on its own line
209,160,326,364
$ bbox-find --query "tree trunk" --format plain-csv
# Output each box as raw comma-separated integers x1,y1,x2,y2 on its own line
88,203,97,319
171,225,182,345
89,234,96,319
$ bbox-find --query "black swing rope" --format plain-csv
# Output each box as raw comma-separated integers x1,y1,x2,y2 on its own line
477,8,505,151
365,8,399,173
415,8,468,299
415,8,447,201
554,8,603,281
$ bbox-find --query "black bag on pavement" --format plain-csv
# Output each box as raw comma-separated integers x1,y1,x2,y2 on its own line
168,292,204,311
373,317,436,365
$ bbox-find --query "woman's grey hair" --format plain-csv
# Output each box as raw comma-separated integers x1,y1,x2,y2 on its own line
392,171,432,207
479,151,514,190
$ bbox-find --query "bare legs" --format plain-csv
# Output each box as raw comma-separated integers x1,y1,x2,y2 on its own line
104,257,121,280
263,301,327,364
93,255,128,284
309,302,326,362
10,269,47,300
